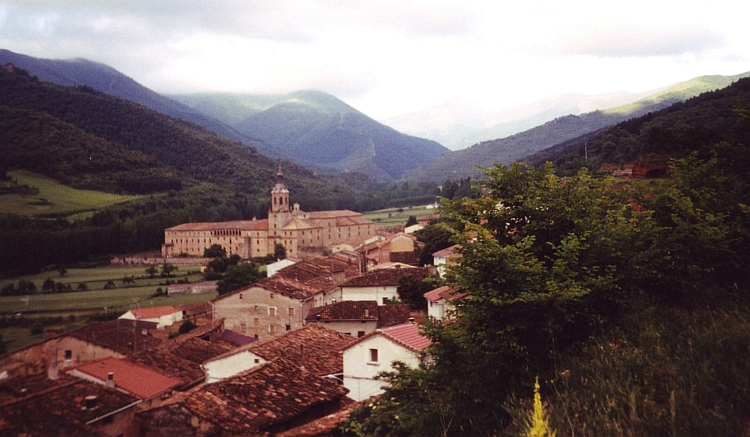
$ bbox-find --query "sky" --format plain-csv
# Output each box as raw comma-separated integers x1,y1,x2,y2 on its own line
1,0,748,120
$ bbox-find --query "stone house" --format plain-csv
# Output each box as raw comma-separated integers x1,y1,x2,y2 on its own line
304,300,411,338
338,267,432,305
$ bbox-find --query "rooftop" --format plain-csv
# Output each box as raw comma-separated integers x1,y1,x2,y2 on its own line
165,219,269,232
122,305,179,319
304,301,411,328
350,322,432,353
424,285,464,303
63,320,162,356
432,244,461,258
71,357,182,399
340,267,431,287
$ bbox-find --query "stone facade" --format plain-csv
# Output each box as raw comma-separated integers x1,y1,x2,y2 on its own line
162,167,376,259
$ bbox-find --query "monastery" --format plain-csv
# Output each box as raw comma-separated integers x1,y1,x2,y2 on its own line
161,166,376,259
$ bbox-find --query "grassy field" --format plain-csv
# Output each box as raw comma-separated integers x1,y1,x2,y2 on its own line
0,264,210,314
0,170,141,220
363,204,440,229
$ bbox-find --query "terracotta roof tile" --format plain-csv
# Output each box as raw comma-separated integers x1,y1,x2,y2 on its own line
424,285,466,303
64,320,162,356
71,357,182,399
125,305,178,319
0,378,138,437
164,359,349,435
340,267,432,287
349,323,431,353
304,301,410,329
276,400,362,437
165,219,269,232
376,304,412,328
432,244,460,258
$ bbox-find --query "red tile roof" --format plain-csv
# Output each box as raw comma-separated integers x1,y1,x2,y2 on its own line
424,285,464,303
340,267,432,287
169,359,348,435
64,320,162,356
165,219,269,232
349,323,432,353
304,301,411,328
0,378,139,437
125,305,179,319
432,244,460,258
71,357,182,400
276,399,362,437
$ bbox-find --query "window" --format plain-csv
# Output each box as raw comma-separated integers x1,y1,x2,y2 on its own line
269,307,277,316
254,358,260,364
358,331,365,337
369,348,379,363
64,350,72,359
288,307,295,316
254,318,259,326
286,324,291,331
269,325,276,334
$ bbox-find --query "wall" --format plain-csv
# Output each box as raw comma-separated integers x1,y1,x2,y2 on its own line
340,285,399,305
214,287,303,341
203,350,266,383
342,335,420,401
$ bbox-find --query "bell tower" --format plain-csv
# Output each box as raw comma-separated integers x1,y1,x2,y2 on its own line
269,161,292,245
271,161,290,214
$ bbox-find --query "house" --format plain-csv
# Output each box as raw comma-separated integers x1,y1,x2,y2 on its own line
0,373,140,437
118,305,183,329
304,300,411,338
136,358,349,436
405,223,424,234
0,321,162,378
360,232,421,267
342,322,431,401
338,267,432,305
424,285,465,320
212,274,337,341
68,357,183,409
266,256,301,276
202,324,355,383
432,244,460,277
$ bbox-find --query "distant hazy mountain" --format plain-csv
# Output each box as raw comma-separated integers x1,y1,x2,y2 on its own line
173,90,450,181
0,49,282,157
382,90,664,151
406,71,750,181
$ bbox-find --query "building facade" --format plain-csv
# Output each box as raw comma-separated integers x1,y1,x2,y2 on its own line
162,167,376,259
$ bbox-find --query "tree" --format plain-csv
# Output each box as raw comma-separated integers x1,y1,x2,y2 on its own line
122,275,136,285
274,243,286,260
42,278,56,292
405,215,418,227
58,267,67,277
145,265,158,278
396,274,432,310
77,282,89,291
203,244,227,259
160,263,178,277
217,262,264,295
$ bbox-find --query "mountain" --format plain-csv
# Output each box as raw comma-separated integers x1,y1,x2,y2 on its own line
527,76,750,175
0,49,282,157
381,90,664,150
406,71,750,181
172,90,450,181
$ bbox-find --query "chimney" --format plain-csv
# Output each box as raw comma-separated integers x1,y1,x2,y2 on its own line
364,309,369,318
48,361,59,380
106,372,115,389
84,395,98,410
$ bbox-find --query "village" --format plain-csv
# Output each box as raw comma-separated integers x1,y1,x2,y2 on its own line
0,170,462,437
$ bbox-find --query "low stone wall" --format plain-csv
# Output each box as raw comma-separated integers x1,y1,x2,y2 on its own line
111,256,210,267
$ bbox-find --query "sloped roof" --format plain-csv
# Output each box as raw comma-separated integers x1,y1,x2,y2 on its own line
165,219,269,232
282,216,318,230
304,301,411,328
220,329,257,346
376,304,412,328
64,320,162,356
276,399,362,437
348,323,431,353
432,244,460,258
424,285,464,303
340,267,431,287
71,357,182,400
124,305,178,319
179,359,348,434
0,378,138,436
307,210,362,219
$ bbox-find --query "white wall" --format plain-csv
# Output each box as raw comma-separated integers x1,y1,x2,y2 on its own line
340,286,398,305
342,334,420,401
203,350,266,383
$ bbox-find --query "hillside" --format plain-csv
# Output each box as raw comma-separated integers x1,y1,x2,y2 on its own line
0,49,283,157
406,71,750,181
174,90,450,181
528,76,750,175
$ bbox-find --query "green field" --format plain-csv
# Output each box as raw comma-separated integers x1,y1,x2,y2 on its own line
0,264,211,314
363,204,440,229
0,170,141,220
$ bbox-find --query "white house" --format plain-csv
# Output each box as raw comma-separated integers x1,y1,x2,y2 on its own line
265,257,301,277
342,323,431,401
118,306,182,329
339,267,431,305
432,244,460,278
424,285,465,320
304,301,411,338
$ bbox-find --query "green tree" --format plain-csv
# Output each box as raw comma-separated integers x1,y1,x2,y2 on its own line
217,262,264,295
203,244,227,258
405,215,418,227
274,243,286,260
160,263,178,277
145,265,158,278
42,278,56,292
77,282,89,291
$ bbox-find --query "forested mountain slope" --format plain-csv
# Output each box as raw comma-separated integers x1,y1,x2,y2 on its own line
529,76,750,175
0,49,283,157
175,90,450,181
406,71,750,182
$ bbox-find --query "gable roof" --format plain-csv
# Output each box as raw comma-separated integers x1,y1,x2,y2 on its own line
165,219,269,232
0,378,138,436
424,285,464,303
178,359,348,434
348,322,432,353
64,320,162,355
304,301,411,328
123,305,178,319
340,267,431,288
432,244,460,258
71,357,182,399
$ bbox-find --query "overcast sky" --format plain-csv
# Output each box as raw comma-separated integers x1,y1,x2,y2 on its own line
1,0,748,119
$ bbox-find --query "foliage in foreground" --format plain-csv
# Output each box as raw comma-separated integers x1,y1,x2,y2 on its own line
343,144,750,436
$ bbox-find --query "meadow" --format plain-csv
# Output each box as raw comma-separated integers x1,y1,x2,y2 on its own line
0,170,141,220
363,203,439,229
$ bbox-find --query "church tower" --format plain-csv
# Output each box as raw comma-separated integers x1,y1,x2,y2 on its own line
269,162,292,241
